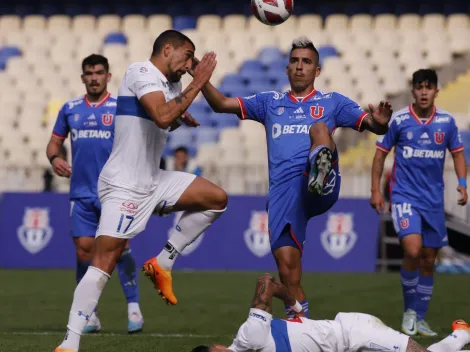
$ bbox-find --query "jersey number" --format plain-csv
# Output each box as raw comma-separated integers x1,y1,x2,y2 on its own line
102,113,114,126
393,203,412,218
117,214,134,234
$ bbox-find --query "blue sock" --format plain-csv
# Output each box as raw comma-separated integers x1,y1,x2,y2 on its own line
400,267,418,312
300,300,310,318
76,260,91,284
285,304,295,318
415,275,434,321
117,248,139,304
308,145,330,166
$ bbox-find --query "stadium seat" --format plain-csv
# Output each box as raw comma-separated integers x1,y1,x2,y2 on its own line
252,34,279,56
373,14,397,30
239,59,264,74
194,127,219,146
47,15,71,32
104,32,127,45
0,15,21,32
169,127,194,149
397,14,421,32
422,14,446,32
96,15,121,36
197,15,222,31
325,14,348,33
297,14,322,32
22,15,47,33
272,15,298,33
122,15,146,35
447,14,469,32
349,14,372,32
71,15,96,34
173,16,197,31
221,15,247,33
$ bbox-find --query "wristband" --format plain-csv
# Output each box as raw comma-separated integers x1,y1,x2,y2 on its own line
291,301,302,313
49,154,59,165
458,177,467,189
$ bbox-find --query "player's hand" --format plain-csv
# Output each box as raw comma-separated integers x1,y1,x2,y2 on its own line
370,190,385,214
457,186,468,206
192,52,217,87
188,57,199,77
52,158,72,178
179,111,200,128
368,101,393,126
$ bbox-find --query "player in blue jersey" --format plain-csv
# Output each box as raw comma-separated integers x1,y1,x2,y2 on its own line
370,69,468,337
191,273,470,352
195,37,392,318
46,54,144,333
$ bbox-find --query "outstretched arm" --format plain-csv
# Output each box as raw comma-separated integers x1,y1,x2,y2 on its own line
200,81,242,114
250,274,298,314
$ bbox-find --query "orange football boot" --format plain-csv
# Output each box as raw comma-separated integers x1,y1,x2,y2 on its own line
142,257,177,305
452,319,470,332
54,348,76,352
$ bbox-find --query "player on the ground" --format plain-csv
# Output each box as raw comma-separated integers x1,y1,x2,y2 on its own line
195,36,392,318
46,54,144,334
54,30,227,352
191,273,470,352
370,69,468,337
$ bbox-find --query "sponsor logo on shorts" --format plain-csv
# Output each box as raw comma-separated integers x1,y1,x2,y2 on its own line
320,213,357,259
244,211,270,258
120,201,138,215
17,208,54,254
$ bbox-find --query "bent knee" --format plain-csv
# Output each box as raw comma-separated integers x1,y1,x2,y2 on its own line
211,187,228,210
309,121,329,135
76,246,93,262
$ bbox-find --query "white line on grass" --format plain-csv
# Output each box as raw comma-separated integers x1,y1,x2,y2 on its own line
0,331,220,338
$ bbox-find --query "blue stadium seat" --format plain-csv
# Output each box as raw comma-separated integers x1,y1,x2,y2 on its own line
173,16,197,30
221,73,246,87
248,81,276,94
0,46,22,70
169,127,193,149
259,47,283,66
239,60,264,75
194,127,219,145
162,145,173,158
104,33,128,45
192,113,213,127
240,71,271,85
318,46,338,66
212,113,239,128
267,59,287,74
187,102,210,117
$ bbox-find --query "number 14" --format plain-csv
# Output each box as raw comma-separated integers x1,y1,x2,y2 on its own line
117,214,134,234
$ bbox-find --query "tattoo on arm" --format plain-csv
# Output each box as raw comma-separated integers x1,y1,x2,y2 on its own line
175,87,193,104
406,339,428,352
250,277,273,313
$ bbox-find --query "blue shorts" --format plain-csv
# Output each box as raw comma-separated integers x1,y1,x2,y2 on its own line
70,197,101,238
269,164,341,253
391,201,447,248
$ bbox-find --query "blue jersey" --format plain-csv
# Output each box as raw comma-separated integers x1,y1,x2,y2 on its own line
237,90,368,190
376,105,464,211
53,93,116,199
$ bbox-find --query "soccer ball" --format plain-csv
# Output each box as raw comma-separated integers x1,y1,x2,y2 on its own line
251,0,293,26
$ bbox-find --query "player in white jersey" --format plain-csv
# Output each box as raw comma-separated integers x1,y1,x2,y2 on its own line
55,30,227,352
192,274,470,352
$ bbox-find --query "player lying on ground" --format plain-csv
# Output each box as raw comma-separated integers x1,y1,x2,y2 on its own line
46,54,144,334
195,36,392,318
371,69,468,337
55,30,227,352
192,273,470,352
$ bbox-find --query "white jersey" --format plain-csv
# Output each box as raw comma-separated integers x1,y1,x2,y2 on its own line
99,60,182,192
228,309,410,352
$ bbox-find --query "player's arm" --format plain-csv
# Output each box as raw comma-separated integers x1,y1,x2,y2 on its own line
200,81,242,114
251,273,299,314
47,106,72,178
139,53,216,129
452,151,467,205
370,149,388,213
361,101,393,135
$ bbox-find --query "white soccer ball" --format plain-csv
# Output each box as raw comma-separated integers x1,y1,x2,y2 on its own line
251,0,294,26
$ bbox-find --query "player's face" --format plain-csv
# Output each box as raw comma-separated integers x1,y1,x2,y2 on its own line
287,48,321,92
411,81,439,110
174,150,188,168
81,64,111,96
167,41,195,83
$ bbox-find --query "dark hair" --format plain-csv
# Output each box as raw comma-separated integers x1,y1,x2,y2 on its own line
152,30,195,56
81,54,109,73
412,69,438,86
290,37,320,65
191,346,210,352
175,146,189,154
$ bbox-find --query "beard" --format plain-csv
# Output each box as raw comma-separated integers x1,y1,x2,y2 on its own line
168,71,182,83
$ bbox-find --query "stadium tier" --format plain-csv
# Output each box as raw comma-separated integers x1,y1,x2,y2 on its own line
0,6,470,199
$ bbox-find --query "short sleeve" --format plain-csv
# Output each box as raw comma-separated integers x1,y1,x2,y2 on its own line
376,115,399,153
236,92,272,124
127,65,164,99
448,117,464,153
334,93,368,131
228,309,272,351
52,104,69,139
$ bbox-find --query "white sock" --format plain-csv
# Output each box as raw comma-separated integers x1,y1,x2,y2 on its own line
156,208,226,270
59,266,110,350
128,302,142,317
428,330,470,352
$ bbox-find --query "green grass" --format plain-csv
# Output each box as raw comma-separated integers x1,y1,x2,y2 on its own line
0,270,469,351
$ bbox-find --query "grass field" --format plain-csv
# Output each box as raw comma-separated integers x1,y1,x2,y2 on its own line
1,270,469,352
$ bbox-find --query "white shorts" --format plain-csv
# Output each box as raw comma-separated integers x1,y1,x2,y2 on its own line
334,313,410,352
96,170,197,239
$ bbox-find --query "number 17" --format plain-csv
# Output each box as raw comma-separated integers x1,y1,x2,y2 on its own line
117,214,134,234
